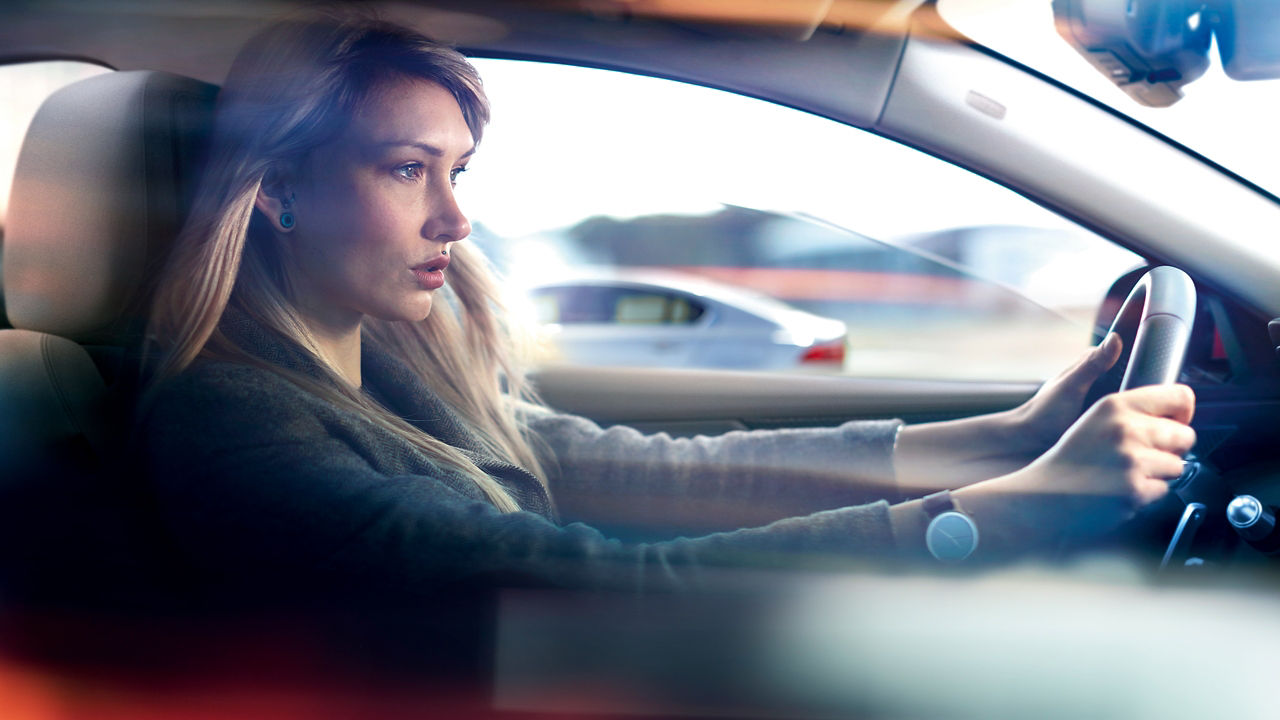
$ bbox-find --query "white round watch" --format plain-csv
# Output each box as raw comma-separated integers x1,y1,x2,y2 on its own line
923,490,978,563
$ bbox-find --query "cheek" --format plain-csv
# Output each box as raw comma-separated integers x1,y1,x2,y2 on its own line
298,175,425,292
313,193,397,257
342,180,422,238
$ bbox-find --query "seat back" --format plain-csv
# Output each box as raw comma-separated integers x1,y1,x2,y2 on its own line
0,70,217,602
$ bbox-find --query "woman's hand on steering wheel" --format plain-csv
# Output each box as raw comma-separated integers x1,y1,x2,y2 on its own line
1008,331,1124,460
894,333,1125,492
951,381,1197,554
1035,383,1194,497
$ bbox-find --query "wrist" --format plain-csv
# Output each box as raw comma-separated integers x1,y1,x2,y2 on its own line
893,410,1036,494
951,468,1063,560
973,407,1057,479
891,478,1036,564
987,406,1040,460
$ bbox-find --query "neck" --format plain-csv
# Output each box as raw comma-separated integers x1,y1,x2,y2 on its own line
300,309,364,387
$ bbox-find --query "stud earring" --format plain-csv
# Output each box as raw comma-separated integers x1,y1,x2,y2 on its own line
279,192,296,230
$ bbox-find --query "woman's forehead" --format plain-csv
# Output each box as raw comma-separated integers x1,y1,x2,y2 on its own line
346,77,474,151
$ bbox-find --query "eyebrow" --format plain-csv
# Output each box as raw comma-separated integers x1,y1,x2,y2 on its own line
375,140,476,159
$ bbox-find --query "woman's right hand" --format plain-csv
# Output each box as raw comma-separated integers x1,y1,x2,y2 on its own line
952,383,1196,554
1032,383,1195,504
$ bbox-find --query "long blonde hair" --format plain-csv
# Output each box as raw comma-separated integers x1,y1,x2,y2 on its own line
146,12,545,512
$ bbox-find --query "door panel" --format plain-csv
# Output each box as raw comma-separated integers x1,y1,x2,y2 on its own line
533,365,1038,435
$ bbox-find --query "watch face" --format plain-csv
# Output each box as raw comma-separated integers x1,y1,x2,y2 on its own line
926,511,978,562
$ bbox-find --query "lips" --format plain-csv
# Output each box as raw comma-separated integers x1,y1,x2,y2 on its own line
411,254,450,290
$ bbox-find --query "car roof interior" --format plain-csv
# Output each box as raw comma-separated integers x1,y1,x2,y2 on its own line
0,0,915,102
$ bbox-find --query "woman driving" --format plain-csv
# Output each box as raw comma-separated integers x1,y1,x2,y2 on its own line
138,12,1197,602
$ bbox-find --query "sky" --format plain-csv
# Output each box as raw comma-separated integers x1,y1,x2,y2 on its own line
460,57,1080,241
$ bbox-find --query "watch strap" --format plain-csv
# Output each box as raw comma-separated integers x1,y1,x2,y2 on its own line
922,489,960,518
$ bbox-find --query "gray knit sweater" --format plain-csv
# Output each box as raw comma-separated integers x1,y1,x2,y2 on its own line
139,311,906,598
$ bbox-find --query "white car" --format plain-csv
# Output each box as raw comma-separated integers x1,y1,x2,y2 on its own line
526,270,848,371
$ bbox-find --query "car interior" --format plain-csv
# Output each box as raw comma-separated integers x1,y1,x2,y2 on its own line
0,70,218,603
4,0,1280,717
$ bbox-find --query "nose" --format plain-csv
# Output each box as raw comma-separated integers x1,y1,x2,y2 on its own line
424,186,471,243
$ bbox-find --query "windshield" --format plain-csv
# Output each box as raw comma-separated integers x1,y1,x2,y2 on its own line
937,0,1280,198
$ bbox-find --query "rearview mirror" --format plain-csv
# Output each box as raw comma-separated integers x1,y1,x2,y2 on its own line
1053,0,1280,107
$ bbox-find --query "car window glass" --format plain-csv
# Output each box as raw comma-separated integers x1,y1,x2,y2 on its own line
462,59,1143,381
613,290,703,325
0,61,111,231
534,287,608,324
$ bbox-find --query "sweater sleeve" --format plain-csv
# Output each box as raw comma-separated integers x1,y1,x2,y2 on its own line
524,408,905,535
140,365,903,597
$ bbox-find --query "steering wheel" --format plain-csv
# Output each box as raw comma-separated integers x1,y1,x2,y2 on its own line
1083,265,1197,409
1077,266,1199,568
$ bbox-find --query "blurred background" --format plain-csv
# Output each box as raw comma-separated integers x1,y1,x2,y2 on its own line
459,58,1142,382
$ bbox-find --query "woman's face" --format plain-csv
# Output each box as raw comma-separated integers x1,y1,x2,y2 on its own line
284,76,474,328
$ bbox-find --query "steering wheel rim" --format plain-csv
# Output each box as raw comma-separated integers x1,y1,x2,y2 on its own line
1084,266,1197,409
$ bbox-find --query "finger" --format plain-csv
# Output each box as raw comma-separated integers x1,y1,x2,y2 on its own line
1059,333,1123,392
1088,332,1122,374
1133,477,1170,507
1176,384,1196,425
1143,417,1197,455
1136,447,1188,481
1116,384,1196,424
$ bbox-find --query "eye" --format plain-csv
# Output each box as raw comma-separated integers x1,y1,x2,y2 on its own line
395,162,424,181
450,165,468,186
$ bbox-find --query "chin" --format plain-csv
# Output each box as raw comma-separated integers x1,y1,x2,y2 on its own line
367,297,434,324
402,297,435,323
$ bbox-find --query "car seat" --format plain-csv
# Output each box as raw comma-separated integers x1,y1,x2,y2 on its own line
0,70,217,605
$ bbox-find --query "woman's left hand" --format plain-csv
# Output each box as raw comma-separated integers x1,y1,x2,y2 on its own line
893,334,1122,493
1006,332,1122,459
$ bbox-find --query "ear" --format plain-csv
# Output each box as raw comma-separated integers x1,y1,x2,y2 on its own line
255,166,297,233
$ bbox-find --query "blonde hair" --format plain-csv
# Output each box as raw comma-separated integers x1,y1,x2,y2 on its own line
146,12,545,512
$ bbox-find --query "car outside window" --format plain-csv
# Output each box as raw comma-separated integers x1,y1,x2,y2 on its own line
613,290,700,325
462,58,1142,382
533,286,706,326
534,287,612,325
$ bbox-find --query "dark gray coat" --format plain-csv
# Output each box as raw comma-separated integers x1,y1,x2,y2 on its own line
139,311,905,601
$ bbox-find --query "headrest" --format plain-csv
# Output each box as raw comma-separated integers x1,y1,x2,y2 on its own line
4,71,217,342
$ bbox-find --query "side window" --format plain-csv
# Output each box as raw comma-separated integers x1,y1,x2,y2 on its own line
533,286,707,326
534,286,614,324
613,290,703,325
1,61,111,325
462,60,1142,381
